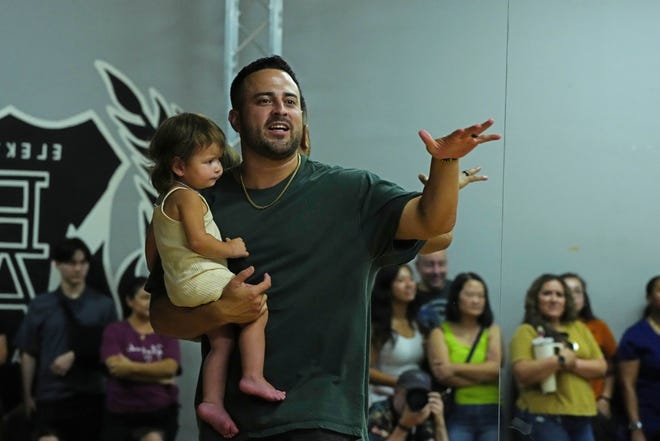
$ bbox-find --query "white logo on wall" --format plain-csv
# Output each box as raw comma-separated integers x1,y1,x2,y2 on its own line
0,61,180,326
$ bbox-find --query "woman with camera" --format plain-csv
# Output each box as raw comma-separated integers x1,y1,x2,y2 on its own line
426,272,501,441
509,274,606,441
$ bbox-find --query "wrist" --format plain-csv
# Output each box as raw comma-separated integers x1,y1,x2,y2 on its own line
628,421,643,431
568,357,578,372
397,422,412,433
598,395,611,402
556,353,566,369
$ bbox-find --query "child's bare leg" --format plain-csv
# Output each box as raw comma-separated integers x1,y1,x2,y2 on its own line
196,325,239,438
238,310,286,401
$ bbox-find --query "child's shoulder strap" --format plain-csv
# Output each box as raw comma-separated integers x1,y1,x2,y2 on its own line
157,185,195,205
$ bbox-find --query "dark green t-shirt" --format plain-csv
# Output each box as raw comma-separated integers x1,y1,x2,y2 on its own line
200,155,422,440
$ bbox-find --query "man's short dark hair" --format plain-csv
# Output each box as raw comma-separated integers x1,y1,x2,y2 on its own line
50,237,91,263
229,55,307,114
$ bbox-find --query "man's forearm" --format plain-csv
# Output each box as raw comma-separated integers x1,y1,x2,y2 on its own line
148,262,269,339
398,159,459,240
420,157,460,234
146,256,226,339
419,231,453,255
150,294,217,340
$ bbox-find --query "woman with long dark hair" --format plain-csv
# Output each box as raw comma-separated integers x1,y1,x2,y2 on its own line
617,275,660,441
510,274,606,441
369,264,425,405
426,272,500,441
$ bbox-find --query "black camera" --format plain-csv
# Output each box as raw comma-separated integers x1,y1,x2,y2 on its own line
398,369,432,411
406,388,429,411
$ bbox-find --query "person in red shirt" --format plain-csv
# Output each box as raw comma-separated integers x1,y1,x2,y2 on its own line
561,273,617,441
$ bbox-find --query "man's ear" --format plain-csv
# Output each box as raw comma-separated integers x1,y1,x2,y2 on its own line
299,124,311,157
228,109,240,132
171,157,185,177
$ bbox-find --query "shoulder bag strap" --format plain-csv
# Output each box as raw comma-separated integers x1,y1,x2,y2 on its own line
465,326,485,363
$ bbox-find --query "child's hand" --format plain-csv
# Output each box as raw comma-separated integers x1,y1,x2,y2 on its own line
225,237,249,258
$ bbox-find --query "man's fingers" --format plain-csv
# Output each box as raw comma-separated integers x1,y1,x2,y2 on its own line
477,133,502,143
417,129,437,150
468,118,495,135
465,119,501,143
252,272,272,293
478,118,494,130
418,173,429,186
231,266,255,285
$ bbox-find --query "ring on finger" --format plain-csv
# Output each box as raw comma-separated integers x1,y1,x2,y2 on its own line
462,170,470,176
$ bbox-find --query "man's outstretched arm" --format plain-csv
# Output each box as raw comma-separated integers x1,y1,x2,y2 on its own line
397,119,500,240
148,265,269,340
416,165,487,254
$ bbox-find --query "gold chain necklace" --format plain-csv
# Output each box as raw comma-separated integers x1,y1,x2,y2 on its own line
239,154,301,210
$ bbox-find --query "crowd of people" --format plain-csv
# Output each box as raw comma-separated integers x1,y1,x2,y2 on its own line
4,238,657,441
2,55,658,441
1,238,180,441
367,256,660,441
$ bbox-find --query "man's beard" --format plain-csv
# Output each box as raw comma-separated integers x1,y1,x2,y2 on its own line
240,120,302,160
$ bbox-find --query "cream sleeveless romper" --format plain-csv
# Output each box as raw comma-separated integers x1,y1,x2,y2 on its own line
152,186,234,307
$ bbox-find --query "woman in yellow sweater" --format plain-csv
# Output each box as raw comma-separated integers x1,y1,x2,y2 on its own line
427,272,501,441
510,274,606,441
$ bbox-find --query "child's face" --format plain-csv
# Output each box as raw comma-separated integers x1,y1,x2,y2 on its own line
176,143,224,190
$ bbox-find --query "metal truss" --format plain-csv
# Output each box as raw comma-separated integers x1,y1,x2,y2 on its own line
224,0,283,146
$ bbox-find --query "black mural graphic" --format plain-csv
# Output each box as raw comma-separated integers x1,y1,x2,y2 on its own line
0,62,178,410
0,109,120,299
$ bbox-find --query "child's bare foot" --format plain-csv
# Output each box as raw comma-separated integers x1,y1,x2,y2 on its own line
239,376,286,401
197,402,239,438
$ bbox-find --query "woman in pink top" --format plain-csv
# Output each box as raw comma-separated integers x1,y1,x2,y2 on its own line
100,277,181,441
